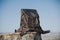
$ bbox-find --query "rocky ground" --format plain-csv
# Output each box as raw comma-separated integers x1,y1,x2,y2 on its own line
0,32,60,40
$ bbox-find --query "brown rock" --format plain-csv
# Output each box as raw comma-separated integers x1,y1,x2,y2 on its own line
15,9,50,36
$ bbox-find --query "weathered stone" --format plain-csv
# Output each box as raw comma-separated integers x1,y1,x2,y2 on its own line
0,9,50,40
16,9,50,36
0,32,60,40
16,9,40,34
0,32,42,40
0,33,22,40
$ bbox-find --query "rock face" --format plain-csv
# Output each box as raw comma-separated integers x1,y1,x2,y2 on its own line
0,9,50,40
0,32,60,40
16,9,43,35
0,33,21,40
16,9,50,36
0,32,42,40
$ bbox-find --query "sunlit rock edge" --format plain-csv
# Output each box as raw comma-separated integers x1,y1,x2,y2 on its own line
0,32,60,40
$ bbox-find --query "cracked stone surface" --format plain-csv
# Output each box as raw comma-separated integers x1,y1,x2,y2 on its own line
16,9,44,35
0,9,51,40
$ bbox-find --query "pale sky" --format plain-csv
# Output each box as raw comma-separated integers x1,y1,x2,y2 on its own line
0,0,60,33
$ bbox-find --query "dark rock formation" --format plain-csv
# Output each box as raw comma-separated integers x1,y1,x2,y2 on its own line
0,9,50,40
15,9,50,36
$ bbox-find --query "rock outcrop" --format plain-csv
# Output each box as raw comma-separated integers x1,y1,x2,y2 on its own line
0,32,60,40
0,32,42,40
0,9,50,40
0,33,21,40
16,9,50,36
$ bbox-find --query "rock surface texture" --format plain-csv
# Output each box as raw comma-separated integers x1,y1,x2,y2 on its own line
0,32,60,40
16,9,41,33
0,9,50,40
16,9,50,36
0,32,42,40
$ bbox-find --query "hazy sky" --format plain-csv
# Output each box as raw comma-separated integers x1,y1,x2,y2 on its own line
0,0,60,33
